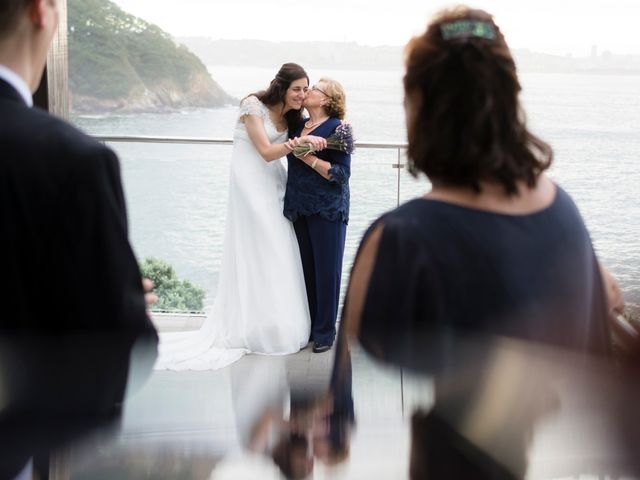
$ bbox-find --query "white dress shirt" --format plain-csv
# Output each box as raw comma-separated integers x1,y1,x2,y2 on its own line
0,64,33,107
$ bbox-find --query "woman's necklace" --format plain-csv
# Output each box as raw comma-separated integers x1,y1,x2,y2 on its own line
304,116,329,130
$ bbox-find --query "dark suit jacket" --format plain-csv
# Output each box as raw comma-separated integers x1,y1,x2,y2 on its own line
0,78,155,336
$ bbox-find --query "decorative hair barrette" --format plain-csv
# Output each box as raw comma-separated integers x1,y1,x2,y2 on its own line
440,20,496,41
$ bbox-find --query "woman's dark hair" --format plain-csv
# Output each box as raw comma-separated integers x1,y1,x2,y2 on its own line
404,6,553,195
249,62,308,133
271,433,312,480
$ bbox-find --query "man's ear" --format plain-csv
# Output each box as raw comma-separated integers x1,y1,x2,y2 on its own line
28,0,47,29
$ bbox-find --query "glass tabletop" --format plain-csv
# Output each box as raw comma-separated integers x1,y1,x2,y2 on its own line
1,331,638,480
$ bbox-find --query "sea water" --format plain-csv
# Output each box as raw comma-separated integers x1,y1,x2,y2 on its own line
73,66,640,312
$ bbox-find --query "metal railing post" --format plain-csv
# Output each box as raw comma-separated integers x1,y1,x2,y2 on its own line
397,147,401,207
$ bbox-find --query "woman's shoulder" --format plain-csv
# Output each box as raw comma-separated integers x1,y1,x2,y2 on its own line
363,200,428,241
326,117,342,130
239,95,267,117
240,94,262,106
376,186,588,241
311,117,342,134
385,198,434,222
365,198,468,247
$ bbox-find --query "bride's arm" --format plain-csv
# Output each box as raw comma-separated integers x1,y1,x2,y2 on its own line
244,115,294,162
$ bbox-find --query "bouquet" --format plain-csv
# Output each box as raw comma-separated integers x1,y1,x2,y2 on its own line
293,123,355,158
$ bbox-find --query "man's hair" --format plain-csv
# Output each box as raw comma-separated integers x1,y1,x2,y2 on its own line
0,0,30,39
404,6,553,195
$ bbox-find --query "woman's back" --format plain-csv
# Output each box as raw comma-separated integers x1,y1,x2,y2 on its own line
357,185,611,357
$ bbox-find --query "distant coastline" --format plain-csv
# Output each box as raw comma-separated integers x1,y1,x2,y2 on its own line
178,37,640,75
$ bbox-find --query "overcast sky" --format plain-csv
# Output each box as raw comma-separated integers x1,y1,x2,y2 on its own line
112,0,640,56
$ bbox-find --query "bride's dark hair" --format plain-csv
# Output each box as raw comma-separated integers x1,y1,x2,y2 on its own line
250,62,308,133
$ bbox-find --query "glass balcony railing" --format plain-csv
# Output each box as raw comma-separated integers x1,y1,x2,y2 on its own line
95,135,430,324
95,134,640,326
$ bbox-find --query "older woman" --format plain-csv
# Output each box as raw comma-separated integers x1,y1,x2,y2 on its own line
284,77,351,353
342,7,623,360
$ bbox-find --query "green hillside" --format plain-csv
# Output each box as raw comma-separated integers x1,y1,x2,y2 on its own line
68,0,234,112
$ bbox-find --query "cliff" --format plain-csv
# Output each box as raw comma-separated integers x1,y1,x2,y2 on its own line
68,0,235,113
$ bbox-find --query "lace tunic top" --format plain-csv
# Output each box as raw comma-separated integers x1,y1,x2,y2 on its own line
284,117,351,224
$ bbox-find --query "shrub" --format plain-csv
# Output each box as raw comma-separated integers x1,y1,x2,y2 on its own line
139,257,205,312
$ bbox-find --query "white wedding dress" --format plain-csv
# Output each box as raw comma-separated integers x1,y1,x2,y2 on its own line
155,96,311,370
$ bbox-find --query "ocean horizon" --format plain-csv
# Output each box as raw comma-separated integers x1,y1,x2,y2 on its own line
74,66,640,314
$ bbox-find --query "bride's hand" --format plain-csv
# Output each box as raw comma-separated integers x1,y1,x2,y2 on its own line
298,135,327,151
285,138,297,150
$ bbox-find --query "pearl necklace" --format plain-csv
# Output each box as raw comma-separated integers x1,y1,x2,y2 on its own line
304,117,329,130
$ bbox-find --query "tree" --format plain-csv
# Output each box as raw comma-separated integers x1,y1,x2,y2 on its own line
139,257,205,312
67,0,234,111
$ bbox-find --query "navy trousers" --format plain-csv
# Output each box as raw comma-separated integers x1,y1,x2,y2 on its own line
293,215,347,346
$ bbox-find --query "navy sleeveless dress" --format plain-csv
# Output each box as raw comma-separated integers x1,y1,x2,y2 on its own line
356,186,611,362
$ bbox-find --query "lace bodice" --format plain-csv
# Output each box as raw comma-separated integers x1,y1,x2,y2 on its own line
238,95,266,119
237,96,287,142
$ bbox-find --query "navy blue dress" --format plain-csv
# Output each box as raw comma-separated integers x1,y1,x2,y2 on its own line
356,186,611,362
284,117,350,224
284,117,351,347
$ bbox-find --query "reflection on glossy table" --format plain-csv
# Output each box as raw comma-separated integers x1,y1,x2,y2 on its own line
1,332,639,480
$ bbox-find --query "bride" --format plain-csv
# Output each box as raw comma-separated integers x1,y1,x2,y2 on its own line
155,63,326,370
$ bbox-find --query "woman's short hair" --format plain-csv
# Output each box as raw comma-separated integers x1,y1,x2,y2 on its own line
250,62,309,133
319,77,347,120
403,6,553,194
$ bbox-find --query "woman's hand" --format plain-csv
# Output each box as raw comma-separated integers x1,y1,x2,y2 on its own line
284,138,297,151
296,135,327,151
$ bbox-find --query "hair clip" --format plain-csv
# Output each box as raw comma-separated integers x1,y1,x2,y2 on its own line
440,20,496,41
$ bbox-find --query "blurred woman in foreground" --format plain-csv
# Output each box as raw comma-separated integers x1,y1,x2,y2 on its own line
342,6,623,360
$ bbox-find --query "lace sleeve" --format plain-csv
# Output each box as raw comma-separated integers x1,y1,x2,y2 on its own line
238,95,265,119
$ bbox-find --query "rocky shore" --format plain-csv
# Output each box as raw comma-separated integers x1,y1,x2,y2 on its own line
70,71,235,114
68,0,235,114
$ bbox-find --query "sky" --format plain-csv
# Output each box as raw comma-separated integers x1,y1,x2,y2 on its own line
111,0,640,56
